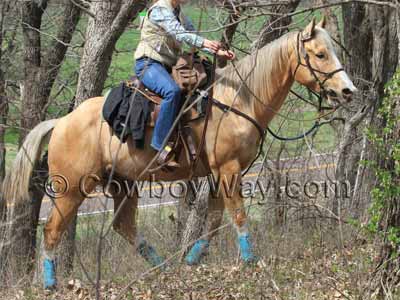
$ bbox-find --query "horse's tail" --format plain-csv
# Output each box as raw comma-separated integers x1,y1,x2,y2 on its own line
2,119,59,205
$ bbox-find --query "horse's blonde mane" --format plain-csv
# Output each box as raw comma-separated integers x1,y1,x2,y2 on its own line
216,31,298,107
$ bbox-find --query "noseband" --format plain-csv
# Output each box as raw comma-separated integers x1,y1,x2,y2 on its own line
293,32,344,97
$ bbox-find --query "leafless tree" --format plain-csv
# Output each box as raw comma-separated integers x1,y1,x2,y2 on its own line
0,1,9,184
334,2,398,222
252,0,300,51
1,0,82,281
74,0,148,106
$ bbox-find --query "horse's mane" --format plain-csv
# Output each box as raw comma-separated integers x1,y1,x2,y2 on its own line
216,31,298,107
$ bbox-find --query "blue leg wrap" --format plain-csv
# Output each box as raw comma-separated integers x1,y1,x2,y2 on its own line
137,241,165,269
185,239,209,266
238,233,258,264
43,258,57,289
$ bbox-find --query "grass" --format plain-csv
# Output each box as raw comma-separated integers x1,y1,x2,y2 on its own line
2,197,376,299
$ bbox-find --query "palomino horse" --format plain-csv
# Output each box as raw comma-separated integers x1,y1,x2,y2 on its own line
3,18,356,289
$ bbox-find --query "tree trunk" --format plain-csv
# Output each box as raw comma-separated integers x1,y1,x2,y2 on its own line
1,154,48,282
57,216,78,277
0,0,8,184
318,0,343,60
19,0,81,143
335,3,398,221
177,178,208,256
2,0,81,281
74,0,147,106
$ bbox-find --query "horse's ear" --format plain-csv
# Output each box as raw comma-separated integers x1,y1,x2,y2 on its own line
302,17,316,41
317,15,327,29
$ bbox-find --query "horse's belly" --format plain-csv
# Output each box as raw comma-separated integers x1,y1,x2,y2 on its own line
103,136,210,182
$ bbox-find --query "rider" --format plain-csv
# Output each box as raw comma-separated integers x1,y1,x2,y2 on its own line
134,0,235,166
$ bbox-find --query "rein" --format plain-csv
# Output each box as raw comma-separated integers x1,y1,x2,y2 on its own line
206,31,344,175
210,97,338,176
187,31,343,177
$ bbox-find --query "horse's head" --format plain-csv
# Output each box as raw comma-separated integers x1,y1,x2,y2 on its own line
291,17,357,105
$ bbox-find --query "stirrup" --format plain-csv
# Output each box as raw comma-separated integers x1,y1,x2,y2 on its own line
149,144,180,172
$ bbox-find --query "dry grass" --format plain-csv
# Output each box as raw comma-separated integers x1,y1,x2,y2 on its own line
0,203,378,300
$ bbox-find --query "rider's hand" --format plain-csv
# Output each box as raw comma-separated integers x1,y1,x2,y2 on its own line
216,49,236,61
203,39,223,53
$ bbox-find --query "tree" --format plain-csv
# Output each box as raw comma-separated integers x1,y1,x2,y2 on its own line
0,0,11,210
0,0,9,183
74,0,147,106
251,0,300,51
334,2,398,221
1,0,82,282
19,0,81,143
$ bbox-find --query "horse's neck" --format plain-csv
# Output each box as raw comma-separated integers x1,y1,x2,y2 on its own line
218,33,295,130
249,35,296,129
252,62,294,130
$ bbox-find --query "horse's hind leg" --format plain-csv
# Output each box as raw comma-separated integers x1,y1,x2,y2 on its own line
111,183,164,268
187,160,257,265
185,193,225,265
42,189,85,289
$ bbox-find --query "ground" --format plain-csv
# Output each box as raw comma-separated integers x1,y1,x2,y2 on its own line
1,223,377,300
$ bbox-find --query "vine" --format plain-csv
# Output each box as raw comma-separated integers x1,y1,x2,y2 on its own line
366,68,400,247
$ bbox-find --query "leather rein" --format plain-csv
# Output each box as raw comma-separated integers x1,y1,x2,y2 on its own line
199,31,345,175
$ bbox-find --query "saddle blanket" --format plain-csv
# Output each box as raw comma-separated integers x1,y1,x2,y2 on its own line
102,82,151,148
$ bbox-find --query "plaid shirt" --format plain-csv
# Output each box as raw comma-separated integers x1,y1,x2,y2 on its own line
149,6,205,49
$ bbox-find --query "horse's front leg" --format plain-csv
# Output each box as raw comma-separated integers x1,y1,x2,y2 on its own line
216,159,258,263
185,159,257,264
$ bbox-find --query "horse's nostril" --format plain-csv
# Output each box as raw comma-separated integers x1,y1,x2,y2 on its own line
342,88,353,96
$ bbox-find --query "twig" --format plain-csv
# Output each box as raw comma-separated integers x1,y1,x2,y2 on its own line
70,0,95,18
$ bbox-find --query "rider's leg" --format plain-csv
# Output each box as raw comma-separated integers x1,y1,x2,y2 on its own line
135,58,181,151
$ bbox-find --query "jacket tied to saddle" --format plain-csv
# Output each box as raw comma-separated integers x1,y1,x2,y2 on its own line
134,0,189,67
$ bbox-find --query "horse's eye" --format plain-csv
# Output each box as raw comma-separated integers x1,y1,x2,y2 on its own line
316,53,325,59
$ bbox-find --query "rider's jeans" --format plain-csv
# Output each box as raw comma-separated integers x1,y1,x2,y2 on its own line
135,57,181,151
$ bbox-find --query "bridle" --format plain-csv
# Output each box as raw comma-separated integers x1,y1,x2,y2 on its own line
293,31,345,100
192,31,345,176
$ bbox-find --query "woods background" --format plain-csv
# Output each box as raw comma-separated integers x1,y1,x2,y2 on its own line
0,0,400,299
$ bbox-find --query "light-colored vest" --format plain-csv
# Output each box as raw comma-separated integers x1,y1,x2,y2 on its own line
134,0,186,67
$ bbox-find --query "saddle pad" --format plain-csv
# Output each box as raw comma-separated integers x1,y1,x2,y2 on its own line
102,82,151,148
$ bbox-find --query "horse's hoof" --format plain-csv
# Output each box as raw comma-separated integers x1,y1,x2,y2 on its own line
44,285,57,293
242,255,260,265
137,241,166,270
185,239,209,266
238,234,258,264
43,258,57,290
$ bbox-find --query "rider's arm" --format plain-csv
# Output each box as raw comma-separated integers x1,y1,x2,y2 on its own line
149,6,205,48
181,15,213,55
